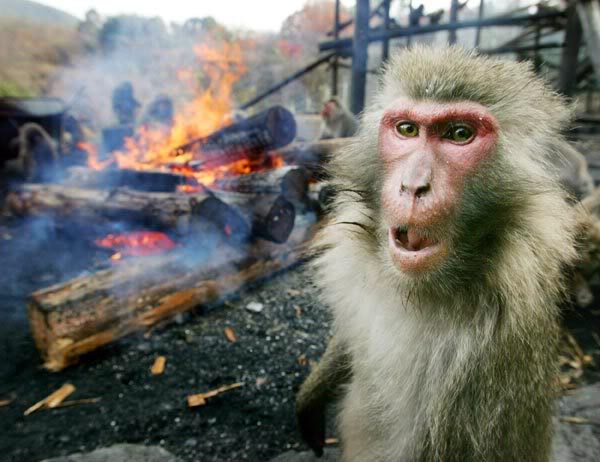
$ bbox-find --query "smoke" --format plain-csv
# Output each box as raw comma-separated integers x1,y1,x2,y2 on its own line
49,22,204,131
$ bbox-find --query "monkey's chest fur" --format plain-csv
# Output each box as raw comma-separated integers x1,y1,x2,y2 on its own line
319,240,557,462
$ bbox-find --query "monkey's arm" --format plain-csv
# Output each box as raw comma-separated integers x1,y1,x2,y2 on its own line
296,335,352,456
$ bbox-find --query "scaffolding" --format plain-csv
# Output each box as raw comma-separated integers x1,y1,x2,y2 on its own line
242,1,600,116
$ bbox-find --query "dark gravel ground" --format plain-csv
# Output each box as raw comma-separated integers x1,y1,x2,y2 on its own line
0,217,599,462
0,217,331,462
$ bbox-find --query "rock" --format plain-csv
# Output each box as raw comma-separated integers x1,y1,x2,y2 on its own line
40,444,180,462
245,301,264,313
553,383,600,462
269,448,339,462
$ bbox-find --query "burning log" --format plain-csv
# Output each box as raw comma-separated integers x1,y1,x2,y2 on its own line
276,137,351,180
27,218,316,371
172,105,296,169
4,182,299,244
213,165,309,204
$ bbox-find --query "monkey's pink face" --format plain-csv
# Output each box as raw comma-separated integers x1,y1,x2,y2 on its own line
321,101,336,118
379,99,499,274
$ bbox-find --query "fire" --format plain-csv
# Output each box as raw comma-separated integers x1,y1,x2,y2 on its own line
95,231,177,259
81,41,260,188
78,142,112,170
175,153,286,193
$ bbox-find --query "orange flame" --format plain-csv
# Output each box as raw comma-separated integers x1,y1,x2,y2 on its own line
78,142,113,171
80,41,286,191
95,231,176,258
101,42,249,184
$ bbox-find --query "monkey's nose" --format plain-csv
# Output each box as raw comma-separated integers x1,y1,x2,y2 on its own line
400,182,431,198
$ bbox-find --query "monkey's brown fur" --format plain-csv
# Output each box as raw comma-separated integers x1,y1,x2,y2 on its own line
321,97,358,139
297,47,579,461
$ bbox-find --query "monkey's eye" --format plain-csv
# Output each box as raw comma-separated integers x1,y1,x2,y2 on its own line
443,123,474,143
396,122,419,138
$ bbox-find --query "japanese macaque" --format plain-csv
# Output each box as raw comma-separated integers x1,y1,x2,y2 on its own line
321,98,358,139
4,122,58,182
297,47,581,461
545,140,594,200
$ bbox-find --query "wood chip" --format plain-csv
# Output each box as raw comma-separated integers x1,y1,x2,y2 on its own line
294,305,302,319
151,356,167,375
0,399,12,407
325,438,339,445
298,354,308,366
565,331,585,359
224,327,237,343
560,416,595,425
187,382,243,408
24,383,76,416
51,398,101,409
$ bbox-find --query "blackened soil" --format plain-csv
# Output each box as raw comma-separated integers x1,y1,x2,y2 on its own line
0,264,330,462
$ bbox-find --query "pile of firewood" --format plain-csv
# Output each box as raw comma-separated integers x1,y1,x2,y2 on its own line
0,105,351,371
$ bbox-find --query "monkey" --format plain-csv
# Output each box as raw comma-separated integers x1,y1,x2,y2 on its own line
296,46,580,461
320,98,358,139
543,139,594,200
4,122,59,182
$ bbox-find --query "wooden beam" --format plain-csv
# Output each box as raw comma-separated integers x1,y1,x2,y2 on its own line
559,2,583,96
350,0,371,115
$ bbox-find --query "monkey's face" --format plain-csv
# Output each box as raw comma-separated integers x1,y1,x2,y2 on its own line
321,101,339,121
378,99,499,275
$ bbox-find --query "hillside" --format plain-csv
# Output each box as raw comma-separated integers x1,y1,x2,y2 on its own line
0,0,78,28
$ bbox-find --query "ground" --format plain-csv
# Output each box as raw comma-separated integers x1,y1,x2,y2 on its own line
0,217,599,462
0,217,332,462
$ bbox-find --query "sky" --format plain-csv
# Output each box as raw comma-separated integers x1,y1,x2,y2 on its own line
36,0,353,32
38,0,455,32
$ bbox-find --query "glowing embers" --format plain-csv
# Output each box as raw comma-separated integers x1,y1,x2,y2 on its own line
95,231,177,261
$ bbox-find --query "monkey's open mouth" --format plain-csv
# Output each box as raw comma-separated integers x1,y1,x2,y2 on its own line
393,227,437,251
389,227,446,272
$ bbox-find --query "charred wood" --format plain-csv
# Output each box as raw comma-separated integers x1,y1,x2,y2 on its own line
3,184,298,244
64,166,186,193
213,166,309,204
171,106,296,169
276,138,351,180
27,218,316,371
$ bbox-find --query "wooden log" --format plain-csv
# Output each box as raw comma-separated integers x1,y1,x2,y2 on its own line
251,195,296,244
64,166,186,192
275,138,351,180
3,183,206,230
190,193,296,244
213,165,309,204
171,105,296,168
27,217,316,371
3,183,298,243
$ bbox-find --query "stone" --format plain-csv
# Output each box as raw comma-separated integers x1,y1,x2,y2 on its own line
40,444,180,462
552,383,600,462
269,448,339,462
